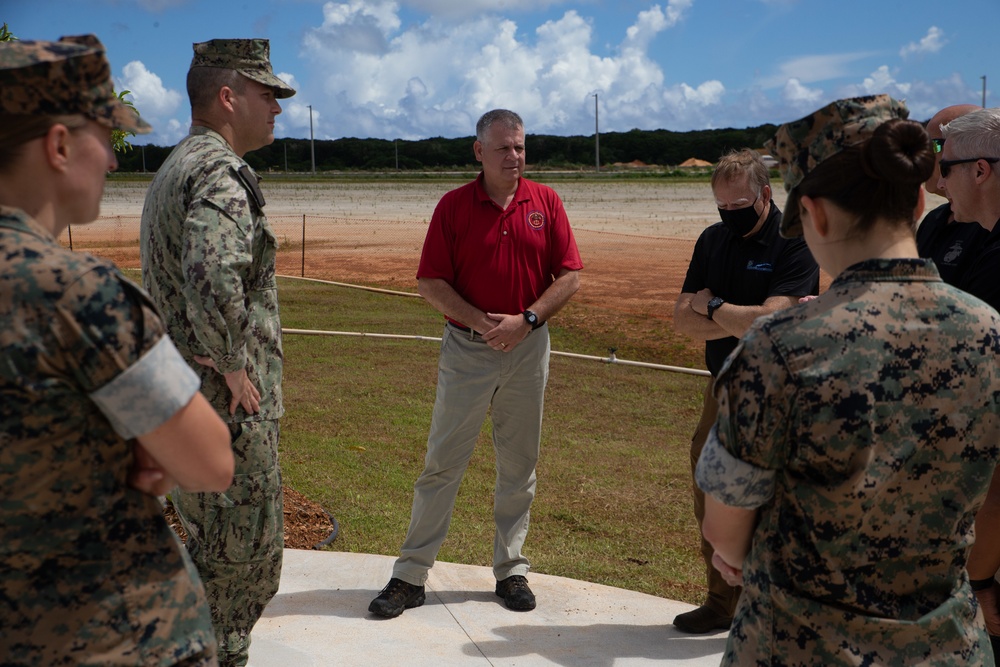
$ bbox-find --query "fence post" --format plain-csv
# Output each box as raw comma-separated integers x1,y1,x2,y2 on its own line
301,214,306,278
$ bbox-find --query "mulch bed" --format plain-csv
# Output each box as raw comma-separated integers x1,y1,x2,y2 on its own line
163,486,337,550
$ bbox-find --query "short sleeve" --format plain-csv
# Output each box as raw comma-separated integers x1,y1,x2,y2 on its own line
680,231,710,294
54,266,199,438
767,236,819,298
416,195,457,282
90,336,199,439
696,423,776,509
545,191,583,274
697,326,796,507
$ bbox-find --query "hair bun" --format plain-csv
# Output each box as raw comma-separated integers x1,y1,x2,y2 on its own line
860,118,935,185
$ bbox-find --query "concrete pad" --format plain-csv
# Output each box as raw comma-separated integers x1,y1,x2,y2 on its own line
250,549,727,666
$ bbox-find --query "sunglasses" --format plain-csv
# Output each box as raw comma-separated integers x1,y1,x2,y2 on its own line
939,157,1000,178
932,138,945,154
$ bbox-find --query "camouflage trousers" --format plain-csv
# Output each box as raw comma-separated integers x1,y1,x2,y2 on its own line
174,420,283,667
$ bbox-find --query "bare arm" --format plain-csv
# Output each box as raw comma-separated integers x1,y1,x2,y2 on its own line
702,493,757,573
420,269,581,353
485,269,580,351
674,292,729,340
526,268,581,322
418,277,499,334
133,392,234,493
674,291,801,341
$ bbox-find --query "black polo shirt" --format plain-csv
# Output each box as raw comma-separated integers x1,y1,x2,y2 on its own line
916,202,987,286
681,203,819,376
954,217,1000,312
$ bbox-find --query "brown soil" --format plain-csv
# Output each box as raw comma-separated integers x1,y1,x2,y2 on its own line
163,485,337,550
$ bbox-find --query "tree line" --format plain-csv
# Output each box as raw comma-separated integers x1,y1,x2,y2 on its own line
115,124,781,174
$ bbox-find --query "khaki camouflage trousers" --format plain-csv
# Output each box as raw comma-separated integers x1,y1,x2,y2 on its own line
174,420,283,667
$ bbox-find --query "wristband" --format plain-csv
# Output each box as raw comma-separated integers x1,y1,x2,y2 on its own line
970,577,996,591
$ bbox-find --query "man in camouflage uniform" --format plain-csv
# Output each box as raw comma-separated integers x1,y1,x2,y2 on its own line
1,36,232,665
698,95,1000,665
140,38,294,667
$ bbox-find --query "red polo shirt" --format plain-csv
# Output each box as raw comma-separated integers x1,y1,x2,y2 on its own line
417,173,583,322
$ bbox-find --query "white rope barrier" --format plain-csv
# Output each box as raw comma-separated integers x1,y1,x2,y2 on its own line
282,327,711,377
277,274,710,377
278,274,421,298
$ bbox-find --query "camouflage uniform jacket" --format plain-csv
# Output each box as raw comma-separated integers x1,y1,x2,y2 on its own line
0,206,216,664
697,258,1000,666
141,126,283,422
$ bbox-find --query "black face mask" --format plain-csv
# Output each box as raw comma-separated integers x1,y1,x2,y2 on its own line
718,196,761,237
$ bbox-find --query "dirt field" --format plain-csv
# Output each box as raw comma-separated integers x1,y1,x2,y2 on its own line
93,178,727,318
90,178,945,324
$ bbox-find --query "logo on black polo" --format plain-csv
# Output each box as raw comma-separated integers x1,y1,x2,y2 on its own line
745,260,773,272
526,210,545,230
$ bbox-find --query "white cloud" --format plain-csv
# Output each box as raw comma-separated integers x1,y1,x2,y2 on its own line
117,61,183,119
839,65,912,99
276,72,299,92
761,51,877,88
624,1,692,51
298,3,714,139
282,101,321,135
307,0,402,54
900,26,946,59
781,78,822,105
400,0,569,19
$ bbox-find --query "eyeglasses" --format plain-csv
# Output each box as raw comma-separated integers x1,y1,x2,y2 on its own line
932,138,945,154
939,157,1000,178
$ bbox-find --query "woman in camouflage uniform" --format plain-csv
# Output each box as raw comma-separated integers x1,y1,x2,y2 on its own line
0,36,234,665
697,95,1000,665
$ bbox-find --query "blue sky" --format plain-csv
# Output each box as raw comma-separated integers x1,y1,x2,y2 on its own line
6,0,998,146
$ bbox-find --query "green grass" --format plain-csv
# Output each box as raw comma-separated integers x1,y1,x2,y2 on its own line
277,276,708,604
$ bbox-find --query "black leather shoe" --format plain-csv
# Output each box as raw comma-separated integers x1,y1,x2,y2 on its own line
673,605,732,633
369,577,425,618
496,575,536,611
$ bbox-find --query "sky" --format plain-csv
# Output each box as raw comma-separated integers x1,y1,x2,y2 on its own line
6,0,999,146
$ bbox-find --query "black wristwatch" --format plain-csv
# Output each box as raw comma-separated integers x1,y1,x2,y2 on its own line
523,309,541,330
706,297,725,321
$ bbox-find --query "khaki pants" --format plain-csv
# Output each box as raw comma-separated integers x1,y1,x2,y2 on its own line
175,420,283,667
690,377,741,616
394,324,550,585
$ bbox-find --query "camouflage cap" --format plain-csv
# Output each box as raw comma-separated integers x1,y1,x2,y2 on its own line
766,94,909,237
191,38,295,99
0,34,150,133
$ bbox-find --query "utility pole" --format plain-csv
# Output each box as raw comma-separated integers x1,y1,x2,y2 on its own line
140,144,146,173
982,76,988,108
284,141,288,172
593,93,600,173
308,104,316,174
395,139,399,170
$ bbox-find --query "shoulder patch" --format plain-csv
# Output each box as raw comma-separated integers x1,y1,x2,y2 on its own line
236,165,266,210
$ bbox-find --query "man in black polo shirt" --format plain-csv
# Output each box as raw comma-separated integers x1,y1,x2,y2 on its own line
936,107,1000,657
672,148,819,634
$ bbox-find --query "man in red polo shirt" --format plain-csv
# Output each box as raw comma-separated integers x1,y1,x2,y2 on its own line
369,109,583,618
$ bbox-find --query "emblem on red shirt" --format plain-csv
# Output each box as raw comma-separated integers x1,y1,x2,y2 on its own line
526,210,545,230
